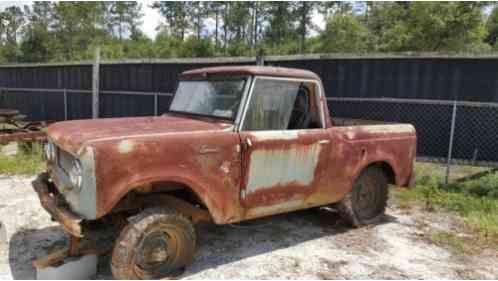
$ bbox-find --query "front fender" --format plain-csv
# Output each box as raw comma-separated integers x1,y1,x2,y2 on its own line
98,173,227,224
91,132,242,224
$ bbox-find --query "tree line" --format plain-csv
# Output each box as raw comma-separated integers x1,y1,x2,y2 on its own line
1,1,498,63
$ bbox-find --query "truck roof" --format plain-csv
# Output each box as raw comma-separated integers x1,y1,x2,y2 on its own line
180,66,320,81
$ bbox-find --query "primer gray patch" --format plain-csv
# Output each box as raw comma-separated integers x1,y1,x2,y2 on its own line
245,143,322,195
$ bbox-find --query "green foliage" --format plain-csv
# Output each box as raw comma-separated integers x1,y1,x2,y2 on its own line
431,231,469,255
152,1,191,41
105,2,143,41
0,142,45,175
446,172,498,199
486,6,498,47
120,35,156,59
263,2,297,51
393,164,498,249
366,2,490,52
153,33,182,58
405,2,489,52
316,14,370,53
178,37,215,58
226,40,253,57
0,2,497,63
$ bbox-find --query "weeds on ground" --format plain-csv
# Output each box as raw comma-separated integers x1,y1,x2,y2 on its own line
393,163,498,254
430,231,469,255
0,143,45,175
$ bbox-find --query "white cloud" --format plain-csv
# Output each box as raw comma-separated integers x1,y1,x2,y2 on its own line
311,9,325,36
0,1,31,10
139,0,161,39
0,1,33,10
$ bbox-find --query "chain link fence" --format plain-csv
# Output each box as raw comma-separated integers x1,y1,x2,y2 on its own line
328,97,498,181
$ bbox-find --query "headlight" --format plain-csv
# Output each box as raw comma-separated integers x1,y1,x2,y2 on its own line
45,142,56,162
69,159,83,190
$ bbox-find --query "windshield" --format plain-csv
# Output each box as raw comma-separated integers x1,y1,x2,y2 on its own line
169,78,246,120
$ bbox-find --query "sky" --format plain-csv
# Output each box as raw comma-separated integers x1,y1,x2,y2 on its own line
0,1,327,39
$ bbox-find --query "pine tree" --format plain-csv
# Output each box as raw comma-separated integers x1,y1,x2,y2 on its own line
20,2,54,62
153,1,190,41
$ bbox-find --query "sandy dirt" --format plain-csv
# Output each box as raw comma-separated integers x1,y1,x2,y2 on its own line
0,175,497,280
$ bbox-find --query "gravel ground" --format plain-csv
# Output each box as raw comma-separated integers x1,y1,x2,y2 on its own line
0,175,497,280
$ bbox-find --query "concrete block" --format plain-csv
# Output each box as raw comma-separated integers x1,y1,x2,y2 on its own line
36,254,97,280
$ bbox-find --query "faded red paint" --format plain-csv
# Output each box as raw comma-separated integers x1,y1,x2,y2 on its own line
40,65,416,226
47,114,233,154
180,65,321,81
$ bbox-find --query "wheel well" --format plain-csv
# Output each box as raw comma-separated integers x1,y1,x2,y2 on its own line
369,161,396,185
111,181,211,223
124,180,206,208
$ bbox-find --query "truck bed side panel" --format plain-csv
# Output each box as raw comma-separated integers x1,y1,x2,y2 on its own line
329,124,417,192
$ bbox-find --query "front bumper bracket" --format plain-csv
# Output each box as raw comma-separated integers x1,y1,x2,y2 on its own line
32,172,83,237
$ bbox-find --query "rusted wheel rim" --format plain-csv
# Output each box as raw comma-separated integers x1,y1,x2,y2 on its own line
134,225,180,279
354,176,381,220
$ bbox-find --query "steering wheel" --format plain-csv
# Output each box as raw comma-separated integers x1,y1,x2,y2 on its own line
288,85,311,129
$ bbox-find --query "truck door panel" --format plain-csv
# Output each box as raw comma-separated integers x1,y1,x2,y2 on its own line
240,130,331,211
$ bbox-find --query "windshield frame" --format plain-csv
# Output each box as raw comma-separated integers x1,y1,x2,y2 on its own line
168,75,250,122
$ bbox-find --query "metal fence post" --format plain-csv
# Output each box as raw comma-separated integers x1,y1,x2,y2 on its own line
154,93,158,116
92,47,101,119
445,100,458,184
256,49,264,66
63,88,68,120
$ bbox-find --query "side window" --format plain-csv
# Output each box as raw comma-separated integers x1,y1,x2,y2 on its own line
243,79,300,131
242,78,322,131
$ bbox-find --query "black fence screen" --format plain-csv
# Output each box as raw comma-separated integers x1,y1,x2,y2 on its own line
1,54,498,166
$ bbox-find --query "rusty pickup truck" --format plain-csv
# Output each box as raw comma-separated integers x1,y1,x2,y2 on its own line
33,66,416,279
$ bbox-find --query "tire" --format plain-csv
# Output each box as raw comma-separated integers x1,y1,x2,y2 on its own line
111,207,196,280
336,166,388,227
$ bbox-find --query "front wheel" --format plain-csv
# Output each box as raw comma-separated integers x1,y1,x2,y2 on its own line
336,166,388,227
111,207,196,279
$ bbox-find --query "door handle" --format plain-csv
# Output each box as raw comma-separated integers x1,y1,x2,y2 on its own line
246,138,252,147
199,145,219,154
318,140,330,145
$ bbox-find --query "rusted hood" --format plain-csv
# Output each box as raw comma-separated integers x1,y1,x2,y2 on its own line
47,114,233,154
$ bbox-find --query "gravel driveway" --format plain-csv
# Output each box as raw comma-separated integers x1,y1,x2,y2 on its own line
0,175,497,280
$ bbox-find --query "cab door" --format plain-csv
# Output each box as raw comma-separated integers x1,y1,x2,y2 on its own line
238,77,331,217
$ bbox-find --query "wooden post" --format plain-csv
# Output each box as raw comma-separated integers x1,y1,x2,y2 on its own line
92,47,101,119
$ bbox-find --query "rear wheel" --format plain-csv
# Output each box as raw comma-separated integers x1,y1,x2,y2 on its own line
111,207,196,280
337,166,388,227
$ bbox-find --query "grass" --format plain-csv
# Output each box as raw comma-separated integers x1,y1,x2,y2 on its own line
430,231,470,255
0,142,45,175
393,162,498,254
